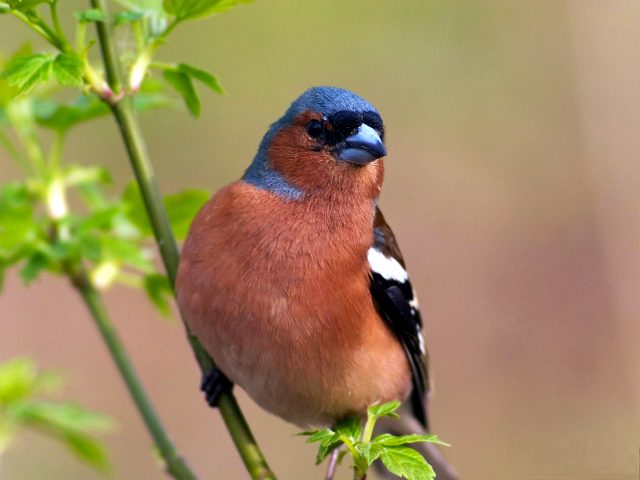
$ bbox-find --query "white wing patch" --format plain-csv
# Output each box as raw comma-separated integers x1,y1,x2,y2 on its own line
417,330,426,354
367,248,408,282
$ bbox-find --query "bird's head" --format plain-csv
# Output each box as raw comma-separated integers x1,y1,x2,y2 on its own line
243,86,386,200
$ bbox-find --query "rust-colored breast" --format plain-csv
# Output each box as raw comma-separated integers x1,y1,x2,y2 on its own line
176,181,411,427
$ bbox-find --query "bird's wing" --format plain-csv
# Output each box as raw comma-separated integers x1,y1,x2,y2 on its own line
368,206,430,429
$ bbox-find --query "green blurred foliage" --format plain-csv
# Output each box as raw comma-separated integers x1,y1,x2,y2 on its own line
304,401,448,480
0,357,114,472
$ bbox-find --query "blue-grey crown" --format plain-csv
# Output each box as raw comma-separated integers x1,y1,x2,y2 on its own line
281,86,378,123
243,86,379,200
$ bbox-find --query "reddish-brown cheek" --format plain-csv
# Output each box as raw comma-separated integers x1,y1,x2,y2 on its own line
267,124,384,198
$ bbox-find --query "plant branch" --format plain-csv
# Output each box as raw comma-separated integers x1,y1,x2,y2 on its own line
68,266,197,480
87,1,276,478
49,1,70,52
10,10,63,50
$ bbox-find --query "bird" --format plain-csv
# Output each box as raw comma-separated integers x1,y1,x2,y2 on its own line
176,86,458,479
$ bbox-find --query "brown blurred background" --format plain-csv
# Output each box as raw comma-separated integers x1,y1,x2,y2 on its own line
1,1,639,479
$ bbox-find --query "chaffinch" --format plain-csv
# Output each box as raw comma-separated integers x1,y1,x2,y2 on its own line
176,86,457,479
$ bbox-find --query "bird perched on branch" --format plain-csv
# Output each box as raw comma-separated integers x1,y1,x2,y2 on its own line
176,86,457,479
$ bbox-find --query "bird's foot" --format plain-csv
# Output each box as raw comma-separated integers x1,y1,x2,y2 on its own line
200,368,233,407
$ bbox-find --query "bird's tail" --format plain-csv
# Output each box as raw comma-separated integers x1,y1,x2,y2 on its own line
374,401,460,480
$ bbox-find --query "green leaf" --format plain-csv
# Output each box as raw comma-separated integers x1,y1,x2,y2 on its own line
162,68,199,116
0,3,11,14
368,400,401,420
0,358,113,473
52,53,84,87
355,442,384,466
0,358,60,405
76,206,121,235
123,183,209,240
18,402,114,433
19,251,48,284
18,402,113,472
379,446,435,480
302,428,335,444
143,273,173,316
34,96,108,132
178,63,224,94
164,189,209,239
114,0,163,13
132,91,174,112
315,439,341,465
63,165,112,187
1,53,53,95
335,415,362,444
301,427,342,464
114,10,144,26
5,0,52,12
33,92,166,132
61,431,112,472
100,236,153,271
74,8,106,23
373,433,450,448
163,0,254,21
0,182,37,259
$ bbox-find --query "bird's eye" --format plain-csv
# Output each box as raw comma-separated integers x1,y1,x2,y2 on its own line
306,119,324,138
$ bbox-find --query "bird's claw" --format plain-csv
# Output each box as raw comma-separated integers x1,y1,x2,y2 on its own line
200,368,233,408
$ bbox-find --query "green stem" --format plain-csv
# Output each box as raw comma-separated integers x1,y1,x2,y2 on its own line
362,414,376,444
88,1,276,479
49,1,70,52
11,10,63,50
69,267,198,480
48,132,64,171
0,130,31,173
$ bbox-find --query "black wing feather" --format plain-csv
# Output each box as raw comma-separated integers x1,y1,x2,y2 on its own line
369,207,430,429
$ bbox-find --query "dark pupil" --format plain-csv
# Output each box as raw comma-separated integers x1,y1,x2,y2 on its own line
306,120,324,138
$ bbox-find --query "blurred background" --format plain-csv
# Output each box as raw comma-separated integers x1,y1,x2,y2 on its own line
1,0,639,479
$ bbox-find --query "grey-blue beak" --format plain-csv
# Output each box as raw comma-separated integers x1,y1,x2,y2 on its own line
335,124,386,165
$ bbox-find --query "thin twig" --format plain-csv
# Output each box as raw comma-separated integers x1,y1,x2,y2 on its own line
68,266,198,480
87,1,276,478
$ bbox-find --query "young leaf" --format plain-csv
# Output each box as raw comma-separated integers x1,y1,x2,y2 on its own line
60,431,112,472
355,443,383,466
19,252,48,284
114,10,144,26
1,53,53,95
18,401,113,472
178,63,224,94
301,427,342,464
4,0,51,12
315,440,341,465
163,0,254,21
373,433,450,447
164,189,209,239
123,183,209,240
334,415,362,444
17,402,114,433
302,428,335,444
379,446,436,480
0,183,37,258
114,0,163,14
0,358,60,405
74,8,106,23
52,53,84,87
99,236,153,271
163,68,199,116
143,273,173,316
368,400,401,420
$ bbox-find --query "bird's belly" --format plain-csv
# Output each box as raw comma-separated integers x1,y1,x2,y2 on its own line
187,276,412,427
